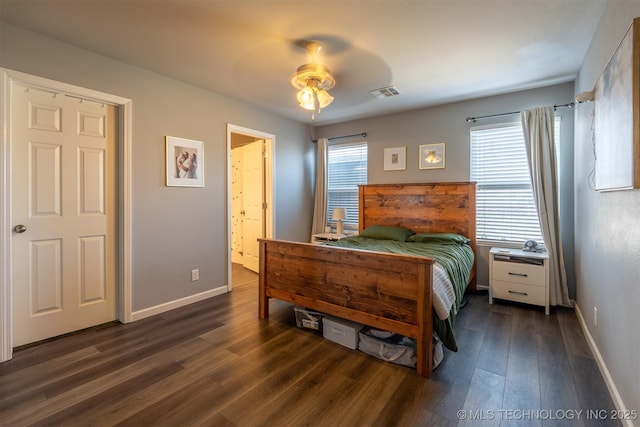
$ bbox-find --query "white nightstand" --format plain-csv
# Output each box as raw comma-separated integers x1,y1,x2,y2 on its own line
311,233,346,245
489,247,549,315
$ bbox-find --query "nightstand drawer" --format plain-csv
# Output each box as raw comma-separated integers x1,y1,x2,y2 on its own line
491,280,546,306
492,260,545,287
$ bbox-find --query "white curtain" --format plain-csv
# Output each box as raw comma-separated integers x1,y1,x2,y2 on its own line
521,107,570,307
310,138,328,241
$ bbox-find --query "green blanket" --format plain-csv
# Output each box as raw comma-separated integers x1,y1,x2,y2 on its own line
324,236,474,351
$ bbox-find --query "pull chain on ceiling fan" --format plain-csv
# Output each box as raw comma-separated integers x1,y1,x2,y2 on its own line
291,42,335,120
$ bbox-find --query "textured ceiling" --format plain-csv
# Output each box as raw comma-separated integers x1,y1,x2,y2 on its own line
0,0,607,125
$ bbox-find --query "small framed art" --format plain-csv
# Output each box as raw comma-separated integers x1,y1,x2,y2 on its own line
166,136,204,187
383,146,406,171
419,143,445,170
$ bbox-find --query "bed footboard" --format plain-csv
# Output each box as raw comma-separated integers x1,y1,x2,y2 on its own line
258,238,435,377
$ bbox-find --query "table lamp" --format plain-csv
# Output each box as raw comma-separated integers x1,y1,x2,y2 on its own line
332,208,346,235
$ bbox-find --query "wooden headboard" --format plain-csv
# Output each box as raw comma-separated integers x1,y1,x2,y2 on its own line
358,182,477,289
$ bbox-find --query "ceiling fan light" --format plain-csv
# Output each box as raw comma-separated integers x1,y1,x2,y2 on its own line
291,42,336,119
316,89,334,109
297,87,316,110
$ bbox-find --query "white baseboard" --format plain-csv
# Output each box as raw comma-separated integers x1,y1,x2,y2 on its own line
574,304,633,427
131,286,229,322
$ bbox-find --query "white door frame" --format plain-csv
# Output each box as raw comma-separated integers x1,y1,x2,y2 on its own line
226,124,275,289
0,68,133,362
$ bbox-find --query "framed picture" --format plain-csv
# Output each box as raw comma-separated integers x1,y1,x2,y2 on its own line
166,136,204,187
419,143,445,170
383,146,406,171
594,17,640,191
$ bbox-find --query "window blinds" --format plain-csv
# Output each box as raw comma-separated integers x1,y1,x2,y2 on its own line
470,119,559,245
327,142,368,229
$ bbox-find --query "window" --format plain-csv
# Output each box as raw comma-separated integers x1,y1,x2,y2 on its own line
470,118,560,245
326,142,368,230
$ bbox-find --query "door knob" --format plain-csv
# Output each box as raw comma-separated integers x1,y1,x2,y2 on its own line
13,224,26,233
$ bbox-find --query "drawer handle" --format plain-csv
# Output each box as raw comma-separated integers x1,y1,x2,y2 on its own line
508,290,528,296
508,272,528,277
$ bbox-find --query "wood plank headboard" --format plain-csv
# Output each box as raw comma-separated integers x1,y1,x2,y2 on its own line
358,182,477,288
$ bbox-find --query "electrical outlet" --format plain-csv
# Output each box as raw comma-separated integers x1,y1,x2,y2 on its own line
191,269,199,281
593,307,598,327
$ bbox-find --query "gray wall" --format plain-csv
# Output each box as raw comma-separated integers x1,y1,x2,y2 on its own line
315,83,576,296
0,23,314,312
575,2,640,412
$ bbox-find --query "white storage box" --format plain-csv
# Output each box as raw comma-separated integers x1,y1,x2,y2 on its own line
322,316,365,349
293,306,325,334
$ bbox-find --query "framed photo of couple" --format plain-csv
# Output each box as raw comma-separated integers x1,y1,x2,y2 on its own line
166,136,204,187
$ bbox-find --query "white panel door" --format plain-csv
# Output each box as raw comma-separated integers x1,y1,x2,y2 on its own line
230,148,243,264
241,140,264,273
11,83,116,347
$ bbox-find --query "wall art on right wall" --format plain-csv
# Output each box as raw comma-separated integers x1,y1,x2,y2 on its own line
594,17,640,191
419,143,445,170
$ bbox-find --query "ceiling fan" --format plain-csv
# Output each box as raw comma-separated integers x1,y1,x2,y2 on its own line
291,42,335,120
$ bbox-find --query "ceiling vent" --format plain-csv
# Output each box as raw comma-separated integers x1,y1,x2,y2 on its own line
369,85,401,99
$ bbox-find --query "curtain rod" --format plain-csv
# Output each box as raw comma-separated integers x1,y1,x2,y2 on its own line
465,102,575,123
312,132,367,143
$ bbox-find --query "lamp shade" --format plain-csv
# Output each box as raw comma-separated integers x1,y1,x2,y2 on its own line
315,88,334,109
296,85,334,113
297,87,315,110
332,208,346,221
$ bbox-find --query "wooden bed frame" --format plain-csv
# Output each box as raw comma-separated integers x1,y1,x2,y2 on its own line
258,182,476,377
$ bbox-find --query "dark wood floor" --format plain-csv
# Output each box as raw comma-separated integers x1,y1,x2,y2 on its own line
0,265,619,426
